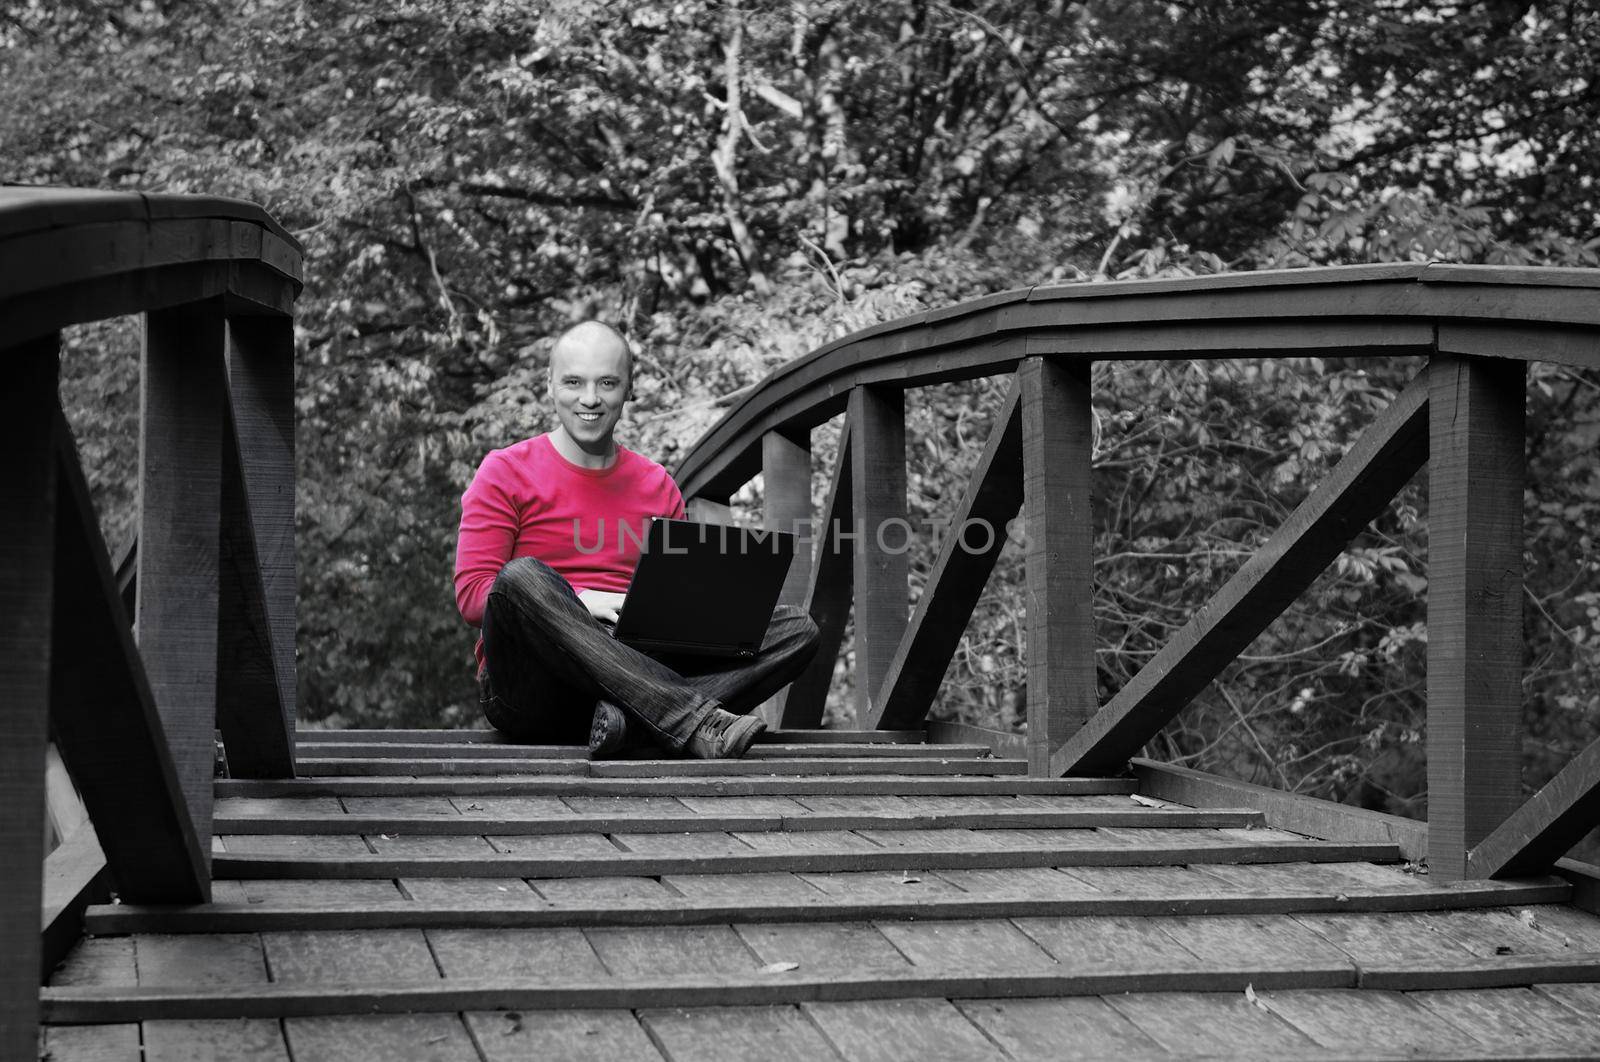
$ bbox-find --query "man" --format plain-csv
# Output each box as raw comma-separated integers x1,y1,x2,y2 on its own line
453,320,819,758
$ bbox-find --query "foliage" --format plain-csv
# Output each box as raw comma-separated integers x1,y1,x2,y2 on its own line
6,0,1598,832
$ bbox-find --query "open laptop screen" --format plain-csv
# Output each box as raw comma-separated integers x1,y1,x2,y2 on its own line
612,518,796,658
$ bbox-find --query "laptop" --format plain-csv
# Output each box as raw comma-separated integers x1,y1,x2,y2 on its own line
612,518,796,658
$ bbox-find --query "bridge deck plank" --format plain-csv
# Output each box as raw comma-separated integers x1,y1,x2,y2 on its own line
806,998,1009,1062
466,1009,665,1062
144,1018,293,1062
1105,991,1317,1055
640,1005,836,1062
955,996,1165,1059
40,729,1600,1060
283,1014,480,1062
1258,988,1487,1054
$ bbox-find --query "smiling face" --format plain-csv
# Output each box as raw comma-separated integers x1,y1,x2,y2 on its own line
546,321,632,467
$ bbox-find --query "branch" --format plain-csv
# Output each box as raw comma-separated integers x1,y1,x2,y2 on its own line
710,0,773,296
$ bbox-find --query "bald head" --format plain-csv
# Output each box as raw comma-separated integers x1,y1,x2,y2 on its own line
545,320,633,466
550,320,632,389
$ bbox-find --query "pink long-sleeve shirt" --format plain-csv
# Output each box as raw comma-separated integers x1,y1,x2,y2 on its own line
453,432,686,668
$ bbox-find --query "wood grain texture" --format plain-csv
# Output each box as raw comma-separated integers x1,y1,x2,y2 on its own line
208,835,1399,880
83,875,1569,935
805,998,1010,1061
143,1018,293,1062
0,186,303,347
762,428,812,607
1427,354,1525,880
1405,986,1600,1051
641,1004,838,1062
139,298,227,868
291,741,961,761
1020,357,1096,775
957,996,1164,1059
284,1014,479,1062
924,720,1028,760
1470,733,1600,878
52,413,209,902
41,824,110,978
849,386,909,725
1257,988,1486,1054
684,496,734,524
39,963,1360,1022
779,421,852,727
210,805,1260,836
467,1009,665,1062
1439,321,1600,371
218,775,1139,799
216,314,297,779
1056,367,1431,777
290,726,924,744
1132,758,1430,861
0,334,56,1059
870,379,1023,730
1105,991,1314,1055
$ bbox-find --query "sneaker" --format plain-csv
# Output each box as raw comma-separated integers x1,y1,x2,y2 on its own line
588,701,629,759
687,708,767,760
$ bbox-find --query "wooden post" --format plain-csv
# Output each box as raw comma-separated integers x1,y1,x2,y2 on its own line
52,418,209,903
138,299,227,869
762,428,812,726
0,335,57,1059
849,386,908,724
1020,358,1096,776
779,424,853,729
1428,353,1525,880
217,314,298,778
685,496,735,525
762,428,813,607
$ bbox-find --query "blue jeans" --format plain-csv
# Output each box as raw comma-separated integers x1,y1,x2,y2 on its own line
479,557,821,751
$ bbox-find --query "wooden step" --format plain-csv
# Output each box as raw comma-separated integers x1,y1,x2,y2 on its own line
42,907,1600,1022
84,870,1571,934
294,728,929,745
207,828,1403,880
291,755,1025,777
39,993,1600,1062
211,799,1265,836
293,741,987,760
215,775,1139,798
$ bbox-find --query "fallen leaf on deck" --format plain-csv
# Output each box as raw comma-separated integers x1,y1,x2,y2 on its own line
1333,893,1350,903
760,961,800,974
1518,909,1541,931
898,874,923,885
1129,794,1168,808
1243,983,1269,1011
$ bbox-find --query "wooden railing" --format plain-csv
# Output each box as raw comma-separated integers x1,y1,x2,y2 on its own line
674,263,1600,886
0,186,301,1054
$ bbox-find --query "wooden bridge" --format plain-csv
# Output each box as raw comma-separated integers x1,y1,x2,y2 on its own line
9,186,1600,1059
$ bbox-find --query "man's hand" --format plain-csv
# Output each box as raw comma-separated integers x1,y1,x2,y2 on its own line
578,589,626,624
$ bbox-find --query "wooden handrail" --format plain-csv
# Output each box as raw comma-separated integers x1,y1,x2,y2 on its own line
674,264,1600,885
676,264,1600,503
0,186,302,1058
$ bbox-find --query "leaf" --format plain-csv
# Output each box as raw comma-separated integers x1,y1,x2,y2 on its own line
760,961,800,974
1129,794,1168,808
1243,983,1269,1011
1518,909,1541,931
898,874,923,885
